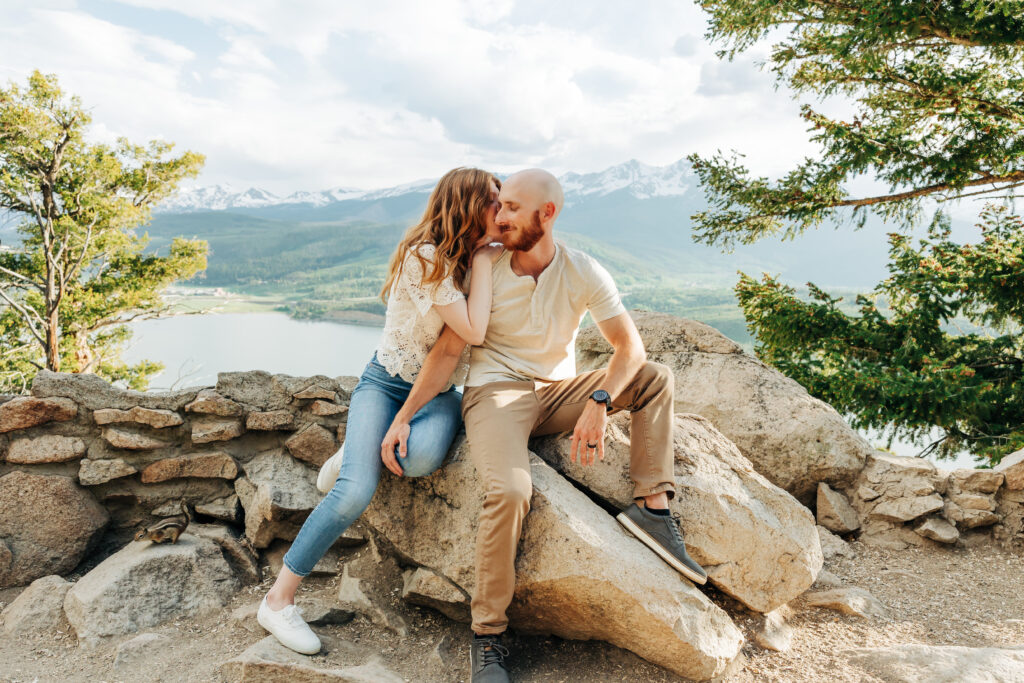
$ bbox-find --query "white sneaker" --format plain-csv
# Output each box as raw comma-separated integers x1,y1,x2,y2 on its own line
316,441,345,493
256,596,321,655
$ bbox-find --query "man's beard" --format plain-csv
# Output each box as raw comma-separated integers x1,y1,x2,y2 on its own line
503,210,545,252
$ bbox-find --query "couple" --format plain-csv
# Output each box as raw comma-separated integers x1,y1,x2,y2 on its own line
256,167,707,682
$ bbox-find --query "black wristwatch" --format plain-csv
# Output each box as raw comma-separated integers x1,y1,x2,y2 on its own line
589,389,612,412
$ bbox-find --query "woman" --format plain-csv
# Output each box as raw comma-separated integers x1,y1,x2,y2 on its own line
256,167,503,654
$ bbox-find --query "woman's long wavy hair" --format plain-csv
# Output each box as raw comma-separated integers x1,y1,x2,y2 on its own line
380,167,500,303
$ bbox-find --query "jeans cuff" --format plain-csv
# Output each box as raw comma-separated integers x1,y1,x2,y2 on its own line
282,554,311,578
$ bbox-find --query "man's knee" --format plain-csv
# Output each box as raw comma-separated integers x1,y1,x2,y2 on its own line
484,473,533,511
637,361,673,389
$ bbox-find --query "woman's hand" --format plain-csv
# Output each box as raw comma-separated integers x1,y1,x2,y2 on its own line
380,420,410,476
473,243,504,266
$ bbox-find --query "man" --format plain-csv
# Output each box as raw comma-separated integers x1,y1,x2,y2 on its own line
384,169,706,683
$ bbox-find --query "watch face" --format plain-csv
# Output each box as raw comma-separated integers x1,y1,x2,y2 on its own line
592,390,610,403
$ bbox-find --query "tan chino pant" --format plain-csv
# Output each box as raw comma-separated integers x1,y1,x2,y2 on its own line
461,361,677,635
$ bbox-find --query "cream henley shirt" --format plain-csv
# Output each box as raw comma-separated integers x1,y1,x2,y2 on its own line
466,240,626,387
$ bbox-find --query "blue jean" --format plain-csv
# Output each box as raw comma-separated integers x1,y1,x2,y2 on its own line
283,355,462,577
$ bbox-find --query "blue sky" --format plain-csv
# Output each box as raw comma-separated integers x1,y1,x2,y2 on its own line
2,0,856,195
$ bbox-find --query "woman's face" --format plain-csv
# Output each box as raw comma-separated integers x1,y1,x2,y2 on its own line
482,180,502,241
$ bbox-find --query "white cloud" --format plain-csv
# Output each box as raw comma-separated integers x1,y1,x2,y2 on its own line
1,0,830,192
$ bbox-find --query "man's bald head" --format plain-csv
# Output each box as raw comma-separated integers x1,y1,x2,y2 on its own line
504,169,564,217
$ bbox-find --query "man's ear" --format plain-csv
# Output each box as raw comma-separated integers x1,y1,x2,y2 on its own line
542,201,557,222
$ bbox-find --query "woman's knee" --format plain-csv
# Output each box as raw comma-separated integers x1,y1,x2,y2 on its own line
324,475,377,518
400,445,451,477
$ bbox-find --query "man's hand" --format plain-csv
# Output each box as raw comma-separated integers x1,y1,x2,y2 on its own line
570,400,608,466
380,420,410,477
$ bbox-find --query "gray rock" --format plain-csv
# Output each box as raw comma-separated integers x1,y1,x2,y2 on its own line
190,418,244,444
804,587,888,620
848,644,1024,683
994,448,1024,490
533,413,822,614
285,423,338,467
402,567,471,623
1,575,72,635
114,633,170,669
951,468,1004,494
871,493,945,523
943,500,1001,529
817,526,854,560
293,385,337,400
753,607,794,653
235,450,320,548
310,400,348,417
216,372,344,411
31,370,198,411
189,523,261,585
184,389,243,417
78,458,138,485
140,452,238,483
336,539,409,636
0,396,78,433
914,517,959,544
245,410,296,431
6,434,87,464
220,637,400,682
816,482,860,533
63,533,240,644
195,494,242,523
0,471,108,587
102,426,169,450
812,569,845,589
93,407,183,429
363,439,744,681
576,312,871,502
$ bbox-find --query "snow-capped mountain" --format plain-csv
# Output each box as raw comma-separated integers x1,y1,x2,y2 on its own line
560,158,694,205
156,159,695,213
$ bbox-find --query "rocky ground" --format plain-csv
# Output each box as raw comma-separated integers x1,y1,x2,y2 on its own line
1,540,1022,682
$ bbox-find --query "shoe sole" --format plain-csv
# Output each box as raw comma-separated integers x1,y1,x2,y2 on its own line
616,512,708,585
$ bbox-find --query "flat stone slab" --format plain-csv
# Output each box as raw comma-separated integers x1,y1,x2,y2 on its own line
93,407,183,429
79,458,138,485
102,426,169,450
140,453,238,483
220,637,401,682
245,410,295,431
805,587,888,620
191,418,244,444
0,396,77,433
6,434,86,464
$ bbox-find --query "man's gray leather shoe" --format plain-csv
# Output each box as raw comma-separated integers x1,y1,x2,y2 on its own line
470,634,510,682
616,503,708,585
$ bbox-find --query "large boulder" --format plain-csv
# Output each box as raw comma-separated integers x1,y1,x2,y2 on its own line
533,413,822,613
234,449,320,548
63,533,240,644
576,312,872,502
0,471,108,587
363,439,743,681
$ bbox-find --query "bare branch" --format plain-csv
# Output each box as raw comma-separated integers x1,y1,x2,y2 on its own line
0,286,46,346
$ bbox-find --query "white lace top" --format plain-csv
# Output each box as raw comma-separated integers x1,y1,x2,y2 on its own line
376,243,471,388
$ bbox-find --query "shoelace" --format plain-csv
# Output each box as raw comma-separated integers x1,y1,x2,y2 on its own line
480,640,510,668
668,512,686,544
280,605,308,629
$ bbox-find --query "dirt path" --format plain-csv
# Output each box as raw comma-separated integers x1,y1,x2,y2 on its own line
2,541,1022,682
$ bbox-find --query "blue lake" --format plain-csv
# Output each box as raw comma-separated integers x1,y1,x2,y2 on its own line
124,311,979,469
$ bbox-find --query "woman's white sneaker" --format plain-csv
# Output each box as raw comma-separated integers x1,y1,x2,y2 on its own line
316,441,345,493
256,596,321,654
